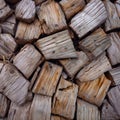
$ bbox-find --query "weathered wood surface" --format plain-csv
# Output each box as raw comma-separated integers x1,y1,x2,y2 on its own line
15,0,35,23
76,53,111,82
70,0,107,38
79,28,111,57
0,63,29,105
37,0,67,35
60,0,85,20
115,0,120,17
29,95,51,120
77,99,100,120
60,51,89,77
35,30,77,59
33,62,62,96
52,77,78,119
78,74,111,106
13,44,42,79
51,115,67,120
0,61,4,72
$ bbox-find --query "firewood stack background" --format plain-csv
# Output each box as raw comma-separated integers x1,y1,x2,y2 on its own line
1,0,120,119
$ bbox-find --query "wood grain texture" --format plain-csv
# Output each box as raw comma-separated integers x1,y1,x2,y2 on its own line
115,0,120,17
52,77,78,119
0,61,4,72
34,0,46,5
60,51,89,77
60,0,85,20
51,115,68,120
33,62,62,96
79,28,111,57
13,44,42,79
78,74,111,106
37,0,67,34
35,30,77,60
77,99,100,120
76,53,112,82
29,95,51,120
70,0,107,38
0,63,30,105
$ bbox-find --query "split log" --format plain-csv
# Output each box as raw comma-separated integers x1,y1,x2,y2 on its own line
51,115,67,120
13,44,42,79
60,51,89,77
35,30,77,59
37,0,67,35
77,99,100,120
29,95,51,120
32,62,62,96
52,77,78,119
77,74,111,106
115,0,120,17
70,0,107,38
79,28,111,57
0,63,30,105
15,0,36,23
34,0,46,5
104,0,120,32
76,53,111,82
59,0,85,20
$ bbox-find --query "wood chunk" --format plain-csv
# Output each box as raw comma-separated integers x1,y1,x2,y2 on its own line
0,63,30,105
33,62,62,96
35,30,77,60
77,99,100,120
51,115,67,120
79,28,111,57
13,44,42,79
37,0,67,35
60,0,85,20
115,0,120,17
34,0,46,5
15,0,35,23
60,51,89,77
78,74,111,106
29,95,51,120
52,77,78,119
70,0,107,38
15,19,42,43
76,53,112,82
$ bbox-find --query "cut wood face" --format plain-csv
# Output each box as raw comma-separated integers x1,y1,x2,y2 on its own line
35,30,77,60
78,74,111,106
70,0,107,38
52,77,78,119
77,99,100,120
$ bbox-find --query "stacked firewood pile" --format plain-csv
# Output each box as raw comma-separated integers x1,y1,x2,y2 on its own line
1,0,120,119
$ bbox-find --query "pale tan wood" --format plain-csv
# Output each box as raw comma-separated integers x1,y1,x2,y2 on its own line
60,0,85,20
76,53,112,82
33,62,62,96
13,44,42,79
60,51,89,77
37,0,67,35
29,95,51,120
15,0,36,23
77,99,100,120
79,28,111,57
115,0,120,17
52,77,78,119
0,63,30,105
77,74,111,106
35,30,77,60
51,115,68,120
70,0,107,38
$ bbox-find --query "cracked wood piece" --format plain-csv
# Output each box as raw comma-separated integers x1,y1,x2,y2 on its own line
79,28,111,57
34,0,46,5
35,30,77,59
60,51,89,77
52,77,78,119
77,99,100,120
15,0,35,23
0,63,30,105
78,74,111,106
104,0,120,32
70,0,107,38
115,0,120,17
15,19,42,43
37,0,67,35
29,95,51,120
76,53,112,82
60,0,85,20
13,44,42,79
33,62,62,96
51,115,68,120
